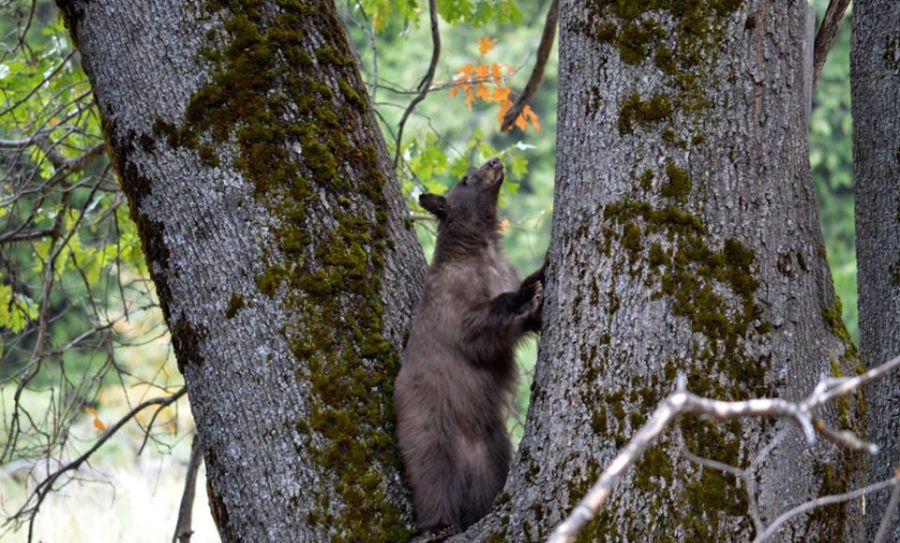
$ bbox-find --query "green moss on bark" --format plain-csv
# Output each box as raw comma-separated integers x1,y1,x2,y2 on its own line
577,0,743,155
224,293,245,319
617,92,673,135
661,162,691,203
152,0,413,539
583,189,771,541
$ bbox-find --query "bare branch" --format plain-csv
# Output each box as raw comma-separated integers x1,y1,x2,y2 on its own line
814,418,879,454
391,0,440,170
680,447,744,479
547,354,900,543
172,434,203,543
500,0,558,132
346,0,378,100
812,0,851,88
4,388,187,542
548,386,682,543
753,476,900,543
810,354,900,408
0,228,56,244
43,142,108,186
874,469,900,543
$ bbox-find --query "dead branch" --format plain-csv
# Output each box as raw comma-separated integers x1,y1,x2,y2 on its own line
43,142,108,186
812,0,851,88
681,446,765,534
501,0,558,132
392,0,440,170
172,434,204,543
0,140,107,246
3,388,187,543
754,475,899,543
874,469,900,543
0,228,56,244
548,354,900,543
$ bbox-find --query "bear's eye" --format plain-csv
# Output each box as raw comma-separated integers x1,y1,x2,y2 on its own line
461,175,469,186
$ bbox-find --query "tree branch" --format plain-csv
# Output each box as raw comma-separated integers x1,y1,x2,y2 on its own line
3,388,187,543
391,0,440,170
0,228,57,244
500,0,558,132
172,434,204,543
874,469,900,543
812,0,851,88
753,475,900,543
548,354,900,543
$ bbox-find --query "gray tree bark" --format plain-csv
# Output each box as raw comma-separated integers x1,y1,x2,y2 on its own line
55,1,424,541
461,1,863,541
852,0,900,539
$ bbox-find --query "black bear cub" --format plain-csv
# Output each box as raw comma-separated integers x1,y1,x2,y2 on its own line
394,157,545,537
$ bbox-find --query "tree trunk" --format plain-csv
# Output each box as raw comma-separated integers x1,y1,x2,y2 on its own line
55,1,424,541
852,0,900,539
462,2,863,541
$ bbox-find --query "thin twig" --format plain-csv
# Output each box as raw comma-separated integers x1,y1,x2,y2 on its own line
681,448,745,479
548,385,684,543
811,0,851,88
812,354,900,408
501,0,558,131
5,388,187,542
874,469,900,543
0,228,57,244
350,0,378,100
0,50,75,116
753,476,900,543
391,0,440,170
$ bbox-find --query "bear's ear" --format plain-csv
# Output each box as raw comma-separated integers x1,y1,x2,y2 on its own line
419,193,448,219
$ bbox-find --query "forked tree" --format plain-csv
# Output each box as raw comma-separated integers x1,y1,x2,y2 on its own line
47,0,893,541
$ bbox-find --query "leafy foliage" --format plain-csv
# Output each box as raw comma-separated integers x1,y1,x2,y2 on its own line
358,0,521,32
449,36,541,132
0,6,182,533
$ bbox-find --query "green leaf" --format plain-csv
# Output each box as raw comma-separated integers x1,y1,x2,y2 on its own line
0,284,39,333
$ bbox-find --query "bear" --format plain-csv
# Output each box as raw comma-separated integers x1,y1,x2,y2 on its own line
394,157,545,537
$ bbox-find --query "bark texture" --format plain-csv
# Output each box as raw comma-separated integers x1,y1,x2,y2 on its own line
461,1,863,541
56,1,424,541
852,1,900,539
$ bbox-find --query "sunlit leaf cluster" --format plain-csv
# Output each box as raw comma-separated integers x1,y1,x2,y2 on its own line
449,36,541,132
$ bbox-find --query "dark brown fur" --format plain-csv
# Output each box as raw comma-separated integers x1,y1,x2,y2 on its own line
394,158,544,534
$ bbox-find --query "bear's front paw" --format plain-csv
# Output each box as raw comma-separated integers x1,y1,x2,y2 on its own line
523,280,544,332
523,280,543,316
510,273,544,326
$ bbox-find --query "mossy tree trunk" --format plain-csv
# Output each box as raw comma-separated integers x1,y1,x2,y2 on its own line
852,0,900,539
461,1,864,541
56,1,424,541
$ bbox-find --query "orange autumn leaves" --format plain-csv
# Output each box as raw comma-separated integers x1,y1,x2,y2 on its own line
448,36,541,133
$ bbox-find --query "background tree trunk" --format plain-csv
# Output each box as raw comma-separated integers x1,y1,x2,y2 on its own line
462,1,863,541
852,0,900,539
55,1,424,541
